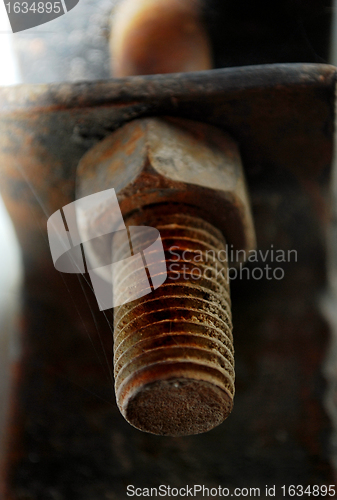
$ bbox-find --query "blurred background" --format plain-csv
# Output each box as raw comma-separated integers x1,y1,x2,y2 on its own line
1,0,337,491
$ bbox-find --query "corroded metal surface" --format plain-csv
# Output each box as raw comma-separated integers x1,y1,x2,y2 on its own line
0,63,336,495
113,209,234,436
76,117,253,435
0,63,334,256
77,117,255,255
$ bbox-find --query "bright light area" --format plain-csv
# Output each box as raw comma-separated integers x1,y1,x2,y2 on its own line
0,1,22,448
0,4,21,84
0,3,22,300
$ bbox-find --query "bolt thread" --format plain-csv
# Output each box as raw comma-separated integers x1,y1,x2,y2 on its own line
113,205,234,436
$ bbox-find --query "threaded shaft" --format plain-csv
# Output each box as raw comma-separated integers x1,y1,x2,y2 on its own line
112,205,234,436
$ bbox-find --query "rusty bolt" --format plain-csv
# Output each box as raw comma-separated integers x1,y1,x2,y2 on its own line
77,117,255,436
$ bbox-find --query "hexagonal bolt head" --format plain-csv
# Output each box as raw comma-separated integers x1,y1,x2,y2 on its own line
77,117,256,436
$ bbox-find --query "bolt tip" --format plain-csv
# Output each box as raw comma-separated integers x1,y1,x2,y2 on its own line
113,209,235,435
120,377,233,436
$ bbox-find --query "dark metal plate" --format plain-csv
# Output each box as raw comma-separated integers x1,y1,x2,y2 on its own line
0,63,336,497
